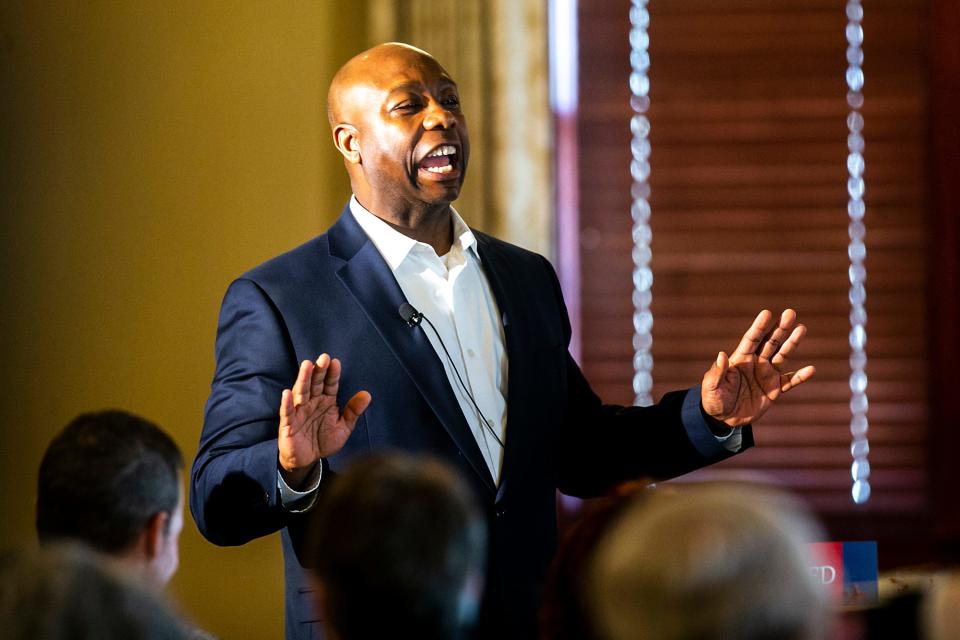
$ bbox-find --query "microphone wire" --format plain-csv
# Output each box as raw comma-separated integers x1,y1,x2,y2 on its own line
404,306,505,449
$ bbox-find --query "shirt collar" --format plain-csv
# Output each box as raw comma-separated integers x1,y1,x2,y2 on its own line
349,196,479,272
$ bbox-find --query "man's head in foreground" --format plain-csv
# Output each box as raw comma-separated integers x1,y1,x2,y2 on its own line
307,454,487,640
327,42,469,219
587,482,830,640
37,409,184,587
0,544,191,640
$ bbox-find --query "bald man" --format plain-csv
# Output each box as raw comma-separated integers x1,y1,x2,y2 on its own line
191,43,814,640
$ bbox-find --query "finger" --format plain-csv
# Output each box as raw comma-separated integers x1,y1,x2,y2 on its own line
310,353,331,397
292,360,314,406
323,357,343,397
780,364,816,393
341,390,372,428
731,310,774,359
758,309,797,360
771,324,807,366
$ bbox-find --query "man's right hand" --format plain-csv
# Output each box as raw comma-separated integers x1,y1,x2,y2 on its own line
278,354,371,489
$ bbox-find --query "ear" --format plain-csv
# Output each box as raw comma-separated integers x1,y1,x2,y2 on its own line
333,124,361,164
143,511,169,560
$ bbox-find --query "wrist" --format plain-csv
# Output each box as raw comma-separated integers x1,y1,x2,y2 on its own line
278,460,316,490
700,403,735,435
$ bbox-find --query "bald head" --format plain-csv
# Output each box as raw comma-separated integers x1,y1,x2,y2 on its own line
327,43,446,128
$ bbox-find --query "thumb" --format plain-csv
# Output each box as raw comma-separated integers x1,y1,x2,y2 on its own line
341,390,372,428
705,351,728,390
279,389,295,433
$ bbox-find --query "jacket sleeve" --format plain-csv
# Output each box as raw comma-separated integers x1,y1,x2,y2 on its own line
540,256,753,497
190,278,301,546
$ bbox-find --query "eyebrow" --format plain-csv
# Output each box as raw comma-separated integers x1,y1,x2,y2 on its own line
387,79,459,95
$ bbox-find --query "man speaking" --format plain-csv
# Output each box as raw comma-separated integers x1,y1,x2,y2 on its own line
191,42,814,640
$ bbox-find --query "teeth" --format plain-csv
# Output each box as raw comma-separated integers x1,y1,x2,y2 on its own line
425,144,456,158
425,164,454,174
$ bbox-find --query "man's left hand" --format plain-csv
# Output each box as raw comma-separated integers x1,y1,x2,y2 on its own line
701,309,815,427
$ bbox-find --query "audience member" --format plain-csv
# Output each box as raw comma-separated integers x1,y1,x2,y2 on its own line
586,482,830,640
0,544,192,639
923,571,960,640
36,409,185,587
306,454,487,640
540,486,647,640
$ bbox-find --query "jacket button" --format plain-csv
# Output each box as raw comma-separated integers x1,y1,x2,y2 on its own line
495,507,506,518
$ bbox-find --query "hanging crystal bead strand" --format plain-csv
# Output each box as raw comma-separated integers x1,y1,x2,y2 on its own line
845,0,870,504
630,0,654,406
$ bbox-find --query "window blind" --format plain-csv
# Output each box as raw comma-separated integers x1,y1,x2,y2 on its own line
574,0,931,540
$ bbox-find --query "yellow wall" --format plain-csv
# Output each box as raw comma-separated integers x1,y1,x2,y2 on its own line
0,3,364,637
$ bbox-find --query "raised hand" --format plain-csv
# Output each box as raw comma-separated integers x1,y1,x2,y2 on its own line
701,309,815,427
278,354,371,487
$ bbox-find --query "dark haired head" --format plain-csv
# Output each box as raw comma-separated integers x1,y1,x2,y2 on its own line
307,454,487,640
36,410,183,572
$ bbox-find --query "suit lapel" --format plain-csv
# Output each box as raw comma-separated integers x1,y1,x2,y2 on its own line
329,210,497,494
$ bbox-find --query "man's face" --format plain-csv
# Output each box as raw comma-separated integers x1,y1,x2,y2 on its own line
346,51,470,212
149,482,183,587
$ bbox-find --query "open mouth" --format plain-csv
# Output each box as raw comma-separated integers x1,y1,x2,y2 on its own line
418,144,459,176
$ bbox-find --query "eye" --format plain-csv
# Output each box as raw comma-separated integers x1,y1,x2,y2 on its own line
441,95,461,110
392,98,422,112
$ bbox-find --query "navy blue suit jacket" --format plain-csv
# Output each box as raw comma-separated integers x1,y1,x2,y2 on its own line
191,206,752,639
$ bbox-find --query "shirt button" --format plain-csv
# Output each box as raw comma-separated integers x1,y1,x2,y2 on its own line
467,349,476,357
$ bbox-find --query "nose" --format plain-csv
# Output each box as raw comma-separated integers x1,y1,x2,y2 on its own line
422,100,456,130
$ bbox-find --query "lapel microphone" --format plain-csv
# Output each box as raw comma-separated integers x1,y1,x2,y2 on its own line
397,303,505,449
398,302,423,327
